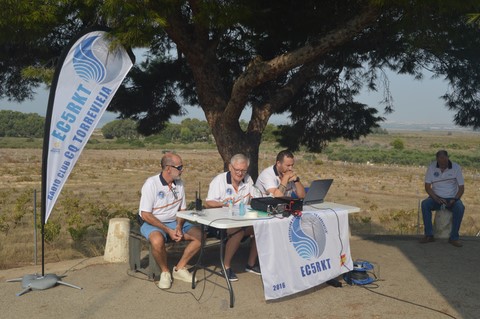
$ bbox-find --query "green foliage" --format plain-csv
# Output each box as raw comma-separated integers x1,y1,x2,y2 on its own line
0,136,43,148
430,142,471,150
13,188,34,227
143,120,213,144
115,138,145,148
0,215,9,234
378,209,417,235
67,224,91,242
0,110,44,137
314,159,323,166
90,205,127,239
303,154,317,162
325,147,480,169
370,127,389,135
262,124,279,142
43,220,61,243
390,138,405,150
62,195,91,242
101,119,139,139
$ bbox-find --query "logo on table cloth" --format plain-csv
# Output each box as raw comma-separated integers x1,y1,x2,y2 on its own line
73,35,124,84
288,214,327,260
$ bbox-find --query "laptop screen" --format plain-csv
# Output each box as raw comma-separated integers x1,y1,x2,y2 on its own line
303,179,333,205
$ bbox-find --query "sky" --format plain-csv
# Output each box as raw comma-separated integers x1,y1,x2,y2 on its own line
0,68,457,128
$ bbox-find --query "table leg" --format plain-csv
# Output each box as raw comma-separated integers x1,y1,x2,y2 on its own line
189,226,235,308
220,229,235,308
191,224,206,289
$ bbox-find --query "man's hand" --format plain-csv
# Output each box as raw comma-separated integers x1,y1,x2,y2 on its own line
446,199,456,208
168,226,183,242
282,171,297,184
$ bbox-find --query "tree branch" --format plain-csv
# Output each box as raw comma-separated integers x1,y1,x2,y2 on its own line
227,4,381,117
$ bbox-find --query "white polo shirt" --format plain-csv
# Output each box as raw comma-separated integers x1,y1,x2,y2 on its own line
206,171,255,205
425,160,464,198
255,164,296,197
139,173,186,223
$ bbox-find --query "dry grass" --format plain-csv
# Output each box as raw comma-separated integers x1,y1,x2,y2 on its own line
1,130,479,269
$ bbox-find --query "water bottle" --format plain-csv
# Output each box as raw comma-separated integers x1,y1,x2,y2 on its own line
239,201,246,217
228,199,234,216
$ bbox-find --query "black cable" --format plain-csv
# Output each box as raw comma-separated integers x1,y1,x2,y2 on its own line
59,257,93,276
126,264,213,304
361,285,458,319
315,207,352,272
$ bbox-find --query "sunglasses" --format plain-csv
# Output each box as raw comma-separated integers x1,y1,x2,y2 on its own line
168,164,184,171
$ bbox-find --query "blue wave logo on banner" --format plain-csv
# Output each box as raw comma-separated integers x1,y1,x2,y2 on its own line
73,35,124,84
289,214,326,260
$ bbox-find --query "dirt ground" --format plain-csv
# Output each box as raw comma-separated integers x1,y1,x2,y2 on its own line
1,234,478,319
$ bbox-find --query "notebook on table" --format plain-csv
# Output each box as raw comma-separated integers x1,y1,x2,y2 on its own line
302,179,333,206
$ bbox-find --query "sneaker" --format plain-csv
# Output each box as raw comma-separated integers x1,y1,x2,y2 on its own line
221,268,238,282
448,239,463,247
158,272,172,289
245,264,261,275
419,236,435,244
173,266,197,283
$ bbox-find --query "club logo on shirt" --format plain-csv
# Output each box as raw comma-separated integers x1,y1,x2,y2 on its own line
157,191,165,199
226,188,233,196
434,172,440,177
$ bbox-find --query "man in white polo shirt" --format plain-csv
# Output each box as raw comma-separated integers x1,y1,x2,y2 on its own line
255,149,306,198
205,153,260,281
138,153,202,289
420,150,465,247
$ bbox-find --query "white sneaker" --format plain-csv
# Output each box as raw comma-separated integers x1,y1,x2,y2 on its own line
173,266,197,283
158,271,172,289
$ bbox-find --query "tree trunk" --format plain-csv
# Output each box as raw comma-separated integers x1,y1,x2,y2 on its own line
209,113,263,181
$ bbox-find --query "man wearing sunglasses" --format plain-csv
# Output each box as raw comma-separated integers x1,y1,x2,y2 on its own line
205,153,260,281
255,149,306,199
138,153,202,289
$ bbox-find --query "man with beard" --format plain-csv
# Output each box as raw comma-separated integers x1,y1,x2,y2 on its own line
255,149,306,199
138,153,202,289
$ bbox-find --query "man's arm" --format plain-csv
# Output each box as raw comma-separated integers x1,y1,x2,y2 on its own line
293,178,306,199
268,171,305,198
205,199,225,208
425,182,447,205
445,184,464,208
455,185,465,200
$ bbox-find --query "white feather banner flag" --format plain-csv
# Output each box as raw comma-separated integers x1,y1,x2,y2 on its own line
42,28,135,223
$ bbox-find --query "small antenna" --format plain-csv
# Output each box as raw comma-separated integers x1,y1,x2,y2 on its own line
195,182,202,211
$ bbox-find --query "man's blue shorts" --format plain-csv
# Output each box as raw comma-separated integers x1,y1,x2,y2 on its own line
140,220,197,241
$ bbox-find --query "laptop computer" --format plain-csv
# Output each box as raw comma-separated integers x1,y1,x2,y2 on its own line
302,179,333,205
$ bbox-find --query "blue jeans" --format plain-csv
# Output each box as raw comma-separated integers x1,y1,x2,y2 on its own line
421,197,465,240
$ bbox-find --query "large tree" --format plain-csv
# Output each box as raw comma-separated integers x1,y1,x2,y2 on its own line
1,1,480,178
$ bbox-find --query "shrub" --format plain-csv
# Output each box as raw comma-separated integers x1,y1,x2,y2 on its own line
390,138,405,150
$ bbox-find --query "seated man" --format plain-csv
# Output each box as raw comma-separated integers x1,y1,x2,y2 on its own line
255,149,306,198
420,150,465,247
205,153,260,281
138,153,202,289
